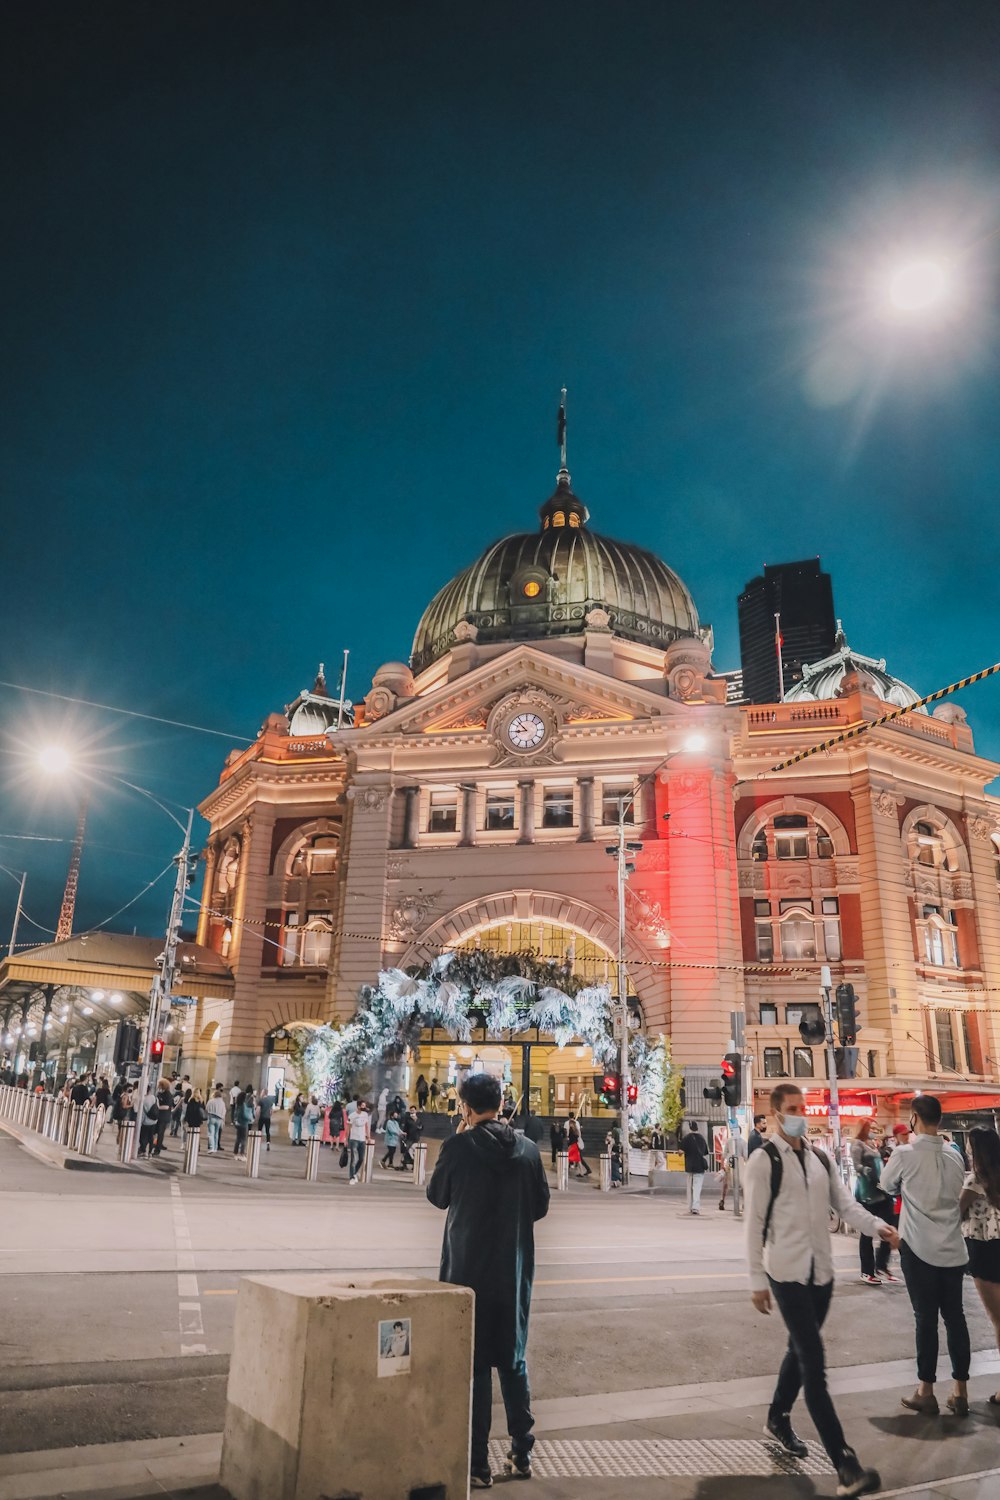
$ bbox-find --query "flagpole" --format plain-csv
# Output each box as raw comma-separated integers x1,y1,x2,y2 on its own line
775,612,785,700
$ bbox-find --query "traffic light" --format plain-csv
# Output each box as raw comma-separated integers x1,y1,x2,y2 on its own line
721,1052,742,1108
834,1046,859,1079
150,1038,165,1060
703,1078,724,1104
600,1072,621,1105
836,984,860,1046
626,1082,638,1104
114,1019,140,1068
798,1014,826,1047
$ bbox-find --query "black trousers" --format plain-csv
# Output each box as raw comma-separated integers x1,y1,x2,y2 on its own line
471,1357,534,1471
768,1277,846,1466
259,1116,271,1144
899,1242,971,1383
859,1196,896,1277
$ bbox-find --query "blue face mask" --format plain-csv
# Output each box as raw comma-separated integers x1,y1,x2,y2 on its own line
780,1113,808,1139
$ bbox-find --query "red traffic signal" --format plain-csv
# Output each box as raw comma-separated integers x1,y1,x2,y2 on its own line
150,1038,164,1059
626,1083,638,1104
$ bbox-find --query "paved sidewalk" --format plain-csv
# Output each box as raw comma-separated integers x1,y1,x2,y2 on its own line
4,1351,999,1499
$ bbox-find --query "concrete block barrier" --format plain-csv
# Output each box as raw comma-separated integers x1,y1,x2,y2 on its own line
221,1273,473,1500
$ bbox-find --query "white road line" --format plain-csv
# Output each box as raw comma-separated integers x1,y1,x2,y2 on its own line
169,1181,206,1356
874,1470,1000,1498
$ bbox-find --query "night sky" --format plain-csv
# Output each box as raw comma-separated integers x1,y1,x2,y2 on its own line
2,1,999,944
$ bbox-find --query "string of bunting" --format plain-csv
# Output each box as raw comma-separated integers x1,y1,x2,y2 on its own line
765,658,1000,776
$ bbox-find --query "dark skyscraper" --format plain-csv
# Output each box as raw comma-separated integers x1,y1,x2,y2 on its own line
737,559,836,704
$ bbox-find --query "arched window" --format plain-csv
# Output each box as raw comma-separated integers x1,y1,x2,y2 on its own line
280,912,333,968
216,837,240,893
220,924,233,959
749,810,836,863
568,512,581,527
919,905,960,968
907,818,960,872
289,835,339,877
552,511,566,527
751,829,768,863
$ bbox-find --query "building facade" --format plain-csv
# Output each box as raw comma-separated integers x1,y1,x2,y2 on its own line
191,466,1000,1127
738,558,836,705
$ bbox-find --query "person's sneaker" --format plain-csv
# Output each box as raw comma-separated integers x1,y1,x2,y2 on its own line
877,1269,901,1283
349,1176,358,1185
470,1468,493,1489
505,1450,532,1478
763,1413,808,1458
859,1273,881,1285
718,1200,726,1210
836,1449,881,1497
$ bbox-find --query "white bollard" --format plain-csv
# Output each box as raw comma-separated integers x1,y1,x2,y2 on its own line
183,1126,201,1176
304,1136,321,1182
245,1130,263,1179
599,1152,613,1191
555,1150,570,1190
362,1139,376,1183
80,1107,99,1156
411,1141,428,1187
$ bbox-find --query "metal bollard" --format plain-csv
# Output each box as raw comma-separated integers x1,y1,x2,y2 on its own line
40,1097,53,1138
16,1090,29,1126
80,1107,99,1156
304,1136,321,1182
67,1104,83,1151
599,1153,612,1192
555,1150,570,1191
183,1126,201,1175
362,1139,376,1183
411,1141,428,1187
27,1094,42,1132
59,1100,72,1147
118,1119,136,1162
245,1129,263,1178
52,1098,67,1143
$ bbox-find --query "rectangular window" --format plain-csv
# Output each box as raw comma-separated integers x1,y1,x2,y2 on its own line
935,1010,957,1073
763,1047,785,1079
279,912,300,966
961,1011,976,1073
754,900,773,963
793,1047,814,1078
774,815,810,861
821,897,841,962
759,1003,778,1026
299,924,332,968
542,787,575,829
485,790,516,832
602,787,634,824
428,791,458,833
307,837,337,874
816,831,834,859
867,1049,878,1078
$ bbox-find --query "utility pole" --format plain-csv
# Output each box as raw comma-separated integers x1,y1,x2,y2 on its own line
129,808,194,1159
820,963,844,1179
6,869,26,957
55,796,89,942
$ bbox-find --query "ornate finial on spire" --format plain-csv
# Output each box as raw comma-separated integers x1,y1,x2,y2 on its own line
834,619,847,650
312,662,328,695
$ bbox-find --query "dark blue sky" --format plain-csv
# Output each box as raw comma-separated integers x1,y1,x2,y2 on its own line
2,0,999,944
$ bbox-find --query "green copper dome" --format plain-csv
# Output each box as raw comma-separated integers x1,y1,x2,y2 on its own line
410,470,700,674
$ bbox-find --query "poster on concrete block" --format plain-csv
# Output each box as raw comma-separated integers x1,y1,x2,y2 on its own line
377,1317,411,1377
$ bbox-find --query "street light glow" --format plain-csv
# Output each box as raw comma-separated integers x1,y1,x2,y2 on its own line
683,733,707,753
38,746,72,774
888,259,948,312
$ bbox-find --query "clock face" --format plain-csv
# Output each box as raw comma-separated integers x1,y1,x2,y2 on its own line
507,712,546,750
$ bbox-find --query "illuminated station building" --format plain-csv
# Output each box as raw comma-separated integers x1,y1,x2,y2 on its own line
191,464,1000,1132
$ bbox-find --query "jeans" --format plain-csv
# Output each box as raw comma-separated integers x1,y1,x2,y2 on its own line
859,1196,896,1277
687,1173,705,1211
291,1115,302,1144
382,1145,397,1167
471,1358,534,1471
206,1117,222,1152
138,1122,156,1156
768,1276,846,1466
258,1116,271,1145
899,1242,971,1383
348,1140,366,1178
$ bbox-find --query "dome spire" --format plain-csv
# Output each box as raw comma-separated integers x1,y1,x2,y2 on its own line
540,386,589,530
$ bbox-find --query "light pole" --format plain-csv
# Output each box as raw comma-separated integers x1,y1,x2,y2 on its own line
605,735,708,1165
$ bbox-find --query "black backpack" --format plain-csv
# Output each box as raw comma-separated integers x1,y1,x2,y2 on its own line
760,1139,832,1243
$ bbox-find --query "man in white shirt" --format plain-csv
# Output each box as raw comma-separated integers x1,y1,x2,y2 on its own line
880,1094,970,1417
745,1082,896,1499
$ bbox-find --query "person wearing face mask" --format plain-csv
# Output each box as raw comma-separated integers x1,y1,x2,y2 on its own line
746,1082,897,1499
880,1094,970,1418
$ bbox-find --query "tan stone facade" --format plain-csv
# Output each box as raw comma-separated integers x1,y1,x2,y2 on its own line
193,501,1000,1125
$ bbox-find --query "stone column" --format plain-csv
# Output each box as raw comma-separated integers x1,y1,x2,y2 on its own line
578,777,595,842
517,780,535,845
196,839,219,946
398,787,420,850
459,783,477,847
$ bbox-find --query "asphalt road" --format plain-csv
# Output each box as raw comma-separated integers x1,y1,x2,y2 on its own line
3,1125,998,1464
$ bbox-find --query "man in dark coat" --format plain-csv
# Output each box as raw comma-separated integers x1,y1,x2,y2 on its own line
427,1072,549,1490
523,1109,544,1144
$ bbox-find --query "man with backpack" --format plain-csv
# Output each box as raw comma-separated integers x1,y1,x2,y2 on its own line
745,1082,898,1499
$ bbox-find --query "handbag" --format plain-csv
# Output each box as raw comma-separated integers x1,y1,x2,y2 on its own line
339,1145,349,1168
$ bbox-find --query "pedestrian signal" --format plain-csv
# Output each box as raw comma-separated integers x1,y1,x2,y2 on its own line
150,1038,165,1059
